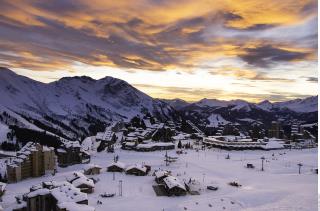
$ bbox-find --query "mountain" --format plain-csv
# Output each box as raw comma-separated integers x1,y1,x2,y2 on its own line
169,96,317,113
0,67,178,140
0,67,317,142
161,98,190,110
171,95,317,136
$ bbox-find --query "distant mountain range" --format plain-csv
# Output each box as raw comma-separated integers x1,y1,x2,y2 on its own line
0,67,317,141
163,96,318,113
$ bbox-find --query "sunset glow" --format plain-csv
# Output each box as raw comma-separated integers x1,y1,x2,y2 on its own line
0,0,317,102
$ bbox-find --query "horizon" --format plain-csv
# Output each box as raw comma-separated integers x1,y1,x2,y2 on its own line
0,0,318,102
2,66,317,104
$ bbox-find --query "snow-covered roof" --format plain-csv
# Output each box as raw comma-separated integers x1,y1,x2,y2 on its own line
67,171,94,188
126,164,147,173
72,177,95,188
261,140,285,150
51,183,88,203
163,176,186,190
136,142,174,149
96,130,114,142
64,141,81,149
27,188,50,198
107,161,126,169
57,148,67,153
155,170,169,179
83,164,102,171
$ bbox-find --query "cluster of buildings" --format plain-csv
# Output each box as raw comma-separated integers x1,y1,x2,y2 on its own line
56,141,90,167
7,142,56,183
107,162,151,176
120,118,176,152
10,180,94,211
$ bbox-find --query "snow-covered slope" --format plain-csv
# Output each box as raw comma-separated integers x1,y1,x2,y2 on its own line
0,67,177,139
207,114,229,127
272,96,318,113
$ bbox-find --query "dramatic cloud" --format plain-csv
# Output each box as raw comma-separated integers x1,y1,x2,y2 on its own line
0,0,317,101
240,45,312,67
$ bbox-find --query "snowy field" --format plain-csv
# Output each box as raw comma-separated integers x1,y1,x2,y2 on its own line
2,147,318,211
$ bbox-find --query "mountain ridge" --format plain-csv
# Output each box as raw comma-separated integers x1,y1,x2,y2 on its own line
0,67,317,141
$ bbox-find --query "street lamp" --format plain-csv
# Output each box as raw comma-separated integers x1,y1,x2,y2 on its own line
261,156,265,171
298,163,303,174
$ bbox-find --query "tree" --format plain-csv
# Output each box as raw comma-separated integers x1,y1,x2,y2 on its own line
177,140,182,149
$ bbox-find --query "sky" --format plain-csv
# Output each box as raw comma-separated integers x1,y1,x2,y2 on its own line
0,0,318,102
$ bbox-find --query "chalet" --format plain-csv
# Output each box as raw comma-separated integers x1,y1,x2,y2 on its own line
154,170,170,184
83,164,102,175
163,176,187,196
67,172,95,194
107,162,126,172
125,165,148,176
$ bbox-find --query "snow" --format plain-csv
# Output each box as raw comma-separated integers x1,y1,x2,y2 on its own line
58,202,95,211
207,114,229,128
0,123,9,143
126,164,147,173
136,142,174,149
261,140,285,150
154,170,169,179
163,176,186,190
0,146,317,211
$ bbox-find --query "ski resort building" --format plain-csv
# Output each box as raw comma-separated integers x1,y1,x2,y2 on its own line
10,181,94,211
268,121,284,139
96,130,117,150
203,136,285,150
56,141,90,167
107,162,126,172
163,176,187,196
125,164,150,176
135,142,175,152
67,172,95,194
154,170,170,184
7,142,56,183
83,164,102,175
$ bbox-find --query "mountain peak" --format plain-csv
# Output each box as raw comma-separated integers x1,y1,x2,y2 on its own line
0,67,18,76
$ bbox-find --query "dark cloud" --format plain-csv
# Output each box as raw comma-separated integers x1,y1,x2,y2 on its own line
34,0,86,14
240,24,278,31
222,12,243,21
240,45,311,67
301,0,318,15
305,77,318,82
